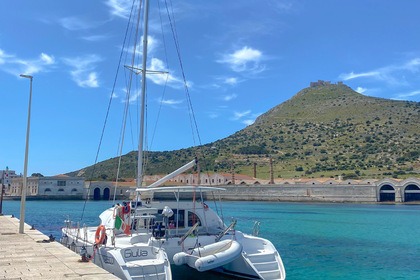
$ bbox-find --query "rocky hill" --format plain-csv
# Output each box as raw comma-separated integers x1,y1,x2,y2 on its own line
68,83,420,180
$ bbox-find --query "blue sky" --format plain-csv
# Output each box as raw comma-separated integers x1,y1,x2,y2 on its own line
1,0,420,176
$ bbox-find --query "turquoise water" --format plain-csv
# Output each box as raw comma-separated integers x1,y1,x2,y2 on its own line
2,200,420,279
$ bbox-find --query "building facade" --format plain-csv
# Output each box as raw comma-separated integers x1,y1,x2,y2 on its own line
9,175,84,199
1,167,18,193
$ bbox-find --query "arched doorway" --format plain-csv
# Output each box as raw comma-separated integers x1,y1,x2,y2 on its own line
404,184,420,202
379,185,395,202
103,187,110,200
93,187,101,200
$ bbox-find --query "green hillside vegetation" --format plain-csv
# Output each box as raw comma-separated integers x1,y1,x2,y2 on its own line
68,83,420,181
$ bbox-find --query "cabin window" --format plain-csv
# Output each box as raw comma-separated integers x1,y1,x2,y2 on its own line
187,211,201,227
159,209,185,228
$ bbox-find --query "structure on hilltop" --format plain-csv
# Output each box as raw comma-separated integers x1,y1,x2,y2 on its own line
310,80,343,87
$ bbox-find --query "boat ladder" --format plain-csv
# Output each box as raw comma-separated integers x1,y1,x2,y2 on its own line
243,251,283,280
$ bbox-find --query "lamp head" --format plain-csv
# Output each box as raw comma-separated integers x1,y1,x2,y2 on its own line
20,74,33,79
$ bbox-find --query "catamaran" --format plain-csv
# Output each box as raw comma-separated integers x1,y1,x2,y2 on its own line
61,0,286,279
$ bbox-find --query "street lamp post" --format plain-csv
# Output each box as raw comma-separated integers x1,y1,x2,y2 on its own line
0,182,4,216
19,74,33,234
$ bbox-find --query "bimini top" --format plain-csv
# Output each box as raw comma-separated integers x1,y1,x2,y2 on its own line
135,186,226,193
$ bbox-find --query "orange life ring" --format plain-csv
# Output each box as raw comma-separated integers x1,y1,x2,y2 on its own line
95,225,106,245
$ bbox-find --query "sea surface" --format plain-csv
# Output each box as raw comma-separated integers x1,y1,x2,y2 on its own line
2,200,420,280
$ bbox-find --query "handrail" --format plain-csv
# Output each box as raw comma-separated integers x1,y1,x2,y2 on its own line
178,222,200,245
252,221,261,236
215,219,236,242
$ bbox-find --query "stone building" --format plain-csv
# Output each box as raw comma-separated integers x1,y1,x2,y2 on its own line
9,175,84,199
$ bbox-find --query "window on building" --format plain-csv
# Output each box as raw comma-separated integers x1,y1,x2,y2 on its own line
58,188,64,192
57,181,66,186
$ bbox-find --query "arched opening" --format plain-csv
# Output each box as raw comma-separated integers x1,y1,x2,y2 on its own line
379,185,395,202
103,187,110,200
93,187,101,200
404,184,420,202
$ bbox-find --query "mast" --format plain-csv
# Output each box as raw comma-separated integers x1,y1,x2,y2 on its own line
137,0,150,189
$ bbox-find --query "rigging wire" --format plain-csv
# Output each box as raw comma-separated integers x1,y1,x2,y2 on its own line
113,0,142,203
148,0,171,151
80,0,137,221
163,0,214,184
164,0,203,148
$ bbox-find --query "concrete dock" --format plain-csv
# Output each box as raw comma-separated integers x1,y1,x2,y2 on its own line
0,215,118,279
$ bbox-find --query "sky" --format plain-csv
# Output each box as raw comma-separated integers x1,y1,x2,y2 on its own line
1,0,420,176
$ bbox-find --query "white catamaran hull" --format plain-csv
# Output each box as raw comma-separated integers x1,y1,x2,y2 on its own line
61,227,172,280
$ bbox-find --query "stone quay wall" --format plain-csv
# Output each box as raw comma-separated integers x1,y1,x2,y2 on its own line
219,184,378,203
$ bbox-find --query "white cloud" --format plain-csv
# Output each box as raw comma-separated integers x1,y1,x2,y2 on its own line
63,54,101,88
40,53,55,65
0,49,13,64
79,72,99,88
339,57,420,87
208,113,218,119
355,87,367,94
218,46,265,74
124,36,158,56
224,77,238,85
242,119,255,126
339,71,380,81
232,110,251,120
231,111,262,125
403,58,420,71
160,99,183,105
82,35,109,42
223,93,237,101
0,49,56,76
147,58,186,89
128,89,140,103
59,17,99,31
106,0,134,19
393,90,420,100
